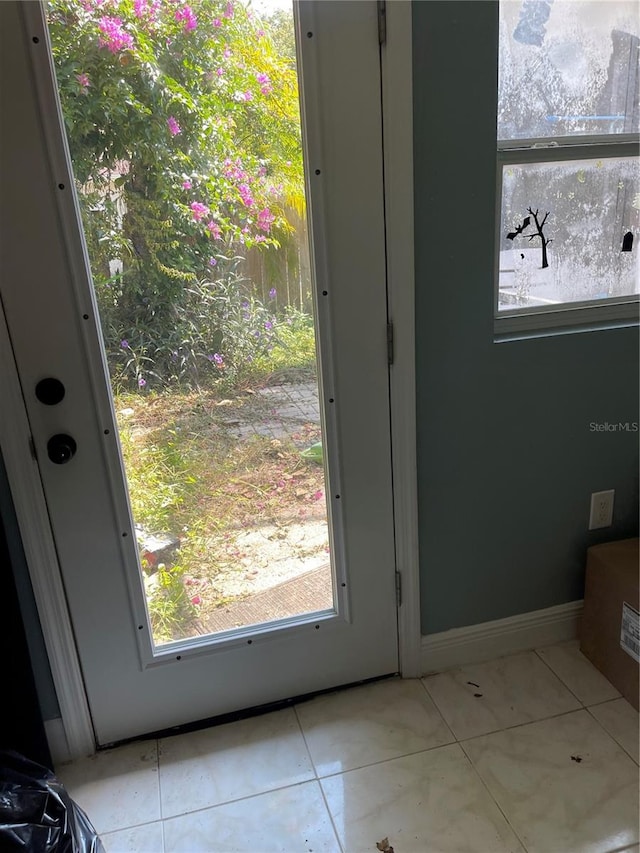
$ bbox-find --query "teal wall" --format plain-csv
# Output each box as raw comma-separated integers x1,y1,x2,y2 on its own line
413,1,639,635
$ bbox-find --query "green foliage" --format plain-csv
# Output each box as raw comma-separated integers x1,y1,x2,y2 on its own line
118,401,196,530
253,307,317,375
48,0,305,389
144,562,195,643
112,257,282,388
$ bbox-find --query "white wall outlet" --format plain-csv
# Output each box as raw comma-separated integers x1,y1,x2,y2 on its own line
589,489,615,530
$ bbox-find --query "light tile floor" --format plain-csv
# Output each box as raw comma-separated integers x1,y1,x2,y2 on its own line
58,640,639,853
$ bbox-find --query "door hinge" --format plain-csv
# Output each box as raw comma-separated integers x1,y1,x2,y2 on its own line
395,570,402,607
377,0,387,45
387,322,394,365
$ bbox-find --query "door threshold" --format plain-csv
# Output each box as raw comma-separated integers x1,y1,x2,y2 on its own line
99,671,399,752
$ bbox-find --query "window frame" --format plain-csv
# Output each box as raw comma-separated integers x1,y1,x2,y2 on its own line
494,34,640,339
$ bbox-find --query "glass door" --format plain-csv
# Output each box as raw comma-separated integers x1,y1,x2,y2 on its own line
47,0,334,646
1,0,398,746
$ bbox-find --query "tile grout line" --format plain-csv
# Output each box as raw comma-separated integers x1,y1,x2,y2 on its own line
535,647,596,708
155,738,165,823
291,704,320,780
310,741,464,782
455,705,595,745
87,740,164,839
157,737,166,852
587,697,628,710
457,739,531,853
533,645,622,708
293,704,345,853
157,778,332,828
160,810,167,853
532,646,590,707
421,664,588,745
100,817,165,837
416,676,457,743
317,777,346,853
584,705,640,767
156,737,167,853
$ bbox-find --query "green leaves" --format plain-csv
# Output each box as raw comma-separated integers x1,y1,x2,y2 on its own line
49,0,305,390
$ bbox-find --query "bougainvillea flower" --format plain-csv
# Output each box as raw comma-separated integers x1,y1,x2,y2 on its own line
257,207,275,233
133,0,161,20
190,201,210,221
98,17,134,53
238,184,254,208
175,5,197,32
167,116,181,136
206,220,222,239
223,158,246,181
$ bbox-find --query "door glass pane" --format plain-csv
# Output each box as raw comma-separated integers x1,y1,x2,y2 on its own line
47,0,333,645
499,156,639,310
498,1,640,140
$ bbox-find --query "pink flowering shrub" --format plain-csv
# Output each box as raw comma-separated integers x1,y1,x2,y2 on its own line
49,0,303,390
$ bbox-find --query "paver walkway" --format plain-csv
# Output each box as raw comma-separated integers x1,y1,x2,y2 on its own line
219,380,320,444
202,563,333,634
205,378,331,634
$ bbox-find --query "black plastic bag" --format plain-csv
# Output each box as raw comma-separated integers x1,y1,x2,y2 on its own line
0,751,105,853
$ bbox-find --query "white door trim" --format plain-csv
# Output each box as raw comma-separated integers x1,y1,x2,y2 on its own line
0,300,95,761
383,1,421,677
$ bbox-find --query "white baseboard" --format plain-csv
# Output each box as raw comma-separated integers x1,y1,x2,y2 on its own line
421,600,583,675
45,717,71,767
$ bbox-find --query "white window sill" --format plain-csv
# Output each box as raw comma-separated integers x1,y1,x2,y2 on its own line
494,298,639,342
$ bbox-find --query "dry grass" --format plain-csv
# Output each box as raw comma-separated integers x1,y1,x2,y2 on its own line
116,383,328,640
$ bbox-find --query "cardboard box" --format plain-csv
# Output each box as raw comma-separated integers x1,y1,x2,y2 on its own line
580,538,639,711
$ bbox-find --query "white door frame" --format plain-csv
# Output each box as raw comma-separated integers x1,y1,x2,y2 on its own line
0,0,419,759
383,0,421,678
0,301,95,761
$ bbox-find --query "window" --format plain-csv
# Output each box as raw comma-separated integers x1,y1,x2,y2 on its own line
496,0,639,334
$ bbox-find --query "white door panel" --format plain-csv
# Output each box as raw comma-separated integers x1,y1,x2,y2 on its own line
0,0,397,745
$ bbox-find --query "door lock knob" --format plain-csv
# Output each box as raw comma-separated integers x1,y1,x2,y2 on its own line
47,434,77,465
35,377,66,405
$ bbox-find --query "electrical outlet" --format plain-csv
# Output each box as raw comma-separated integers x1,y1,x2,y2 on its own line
589,489,615,530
